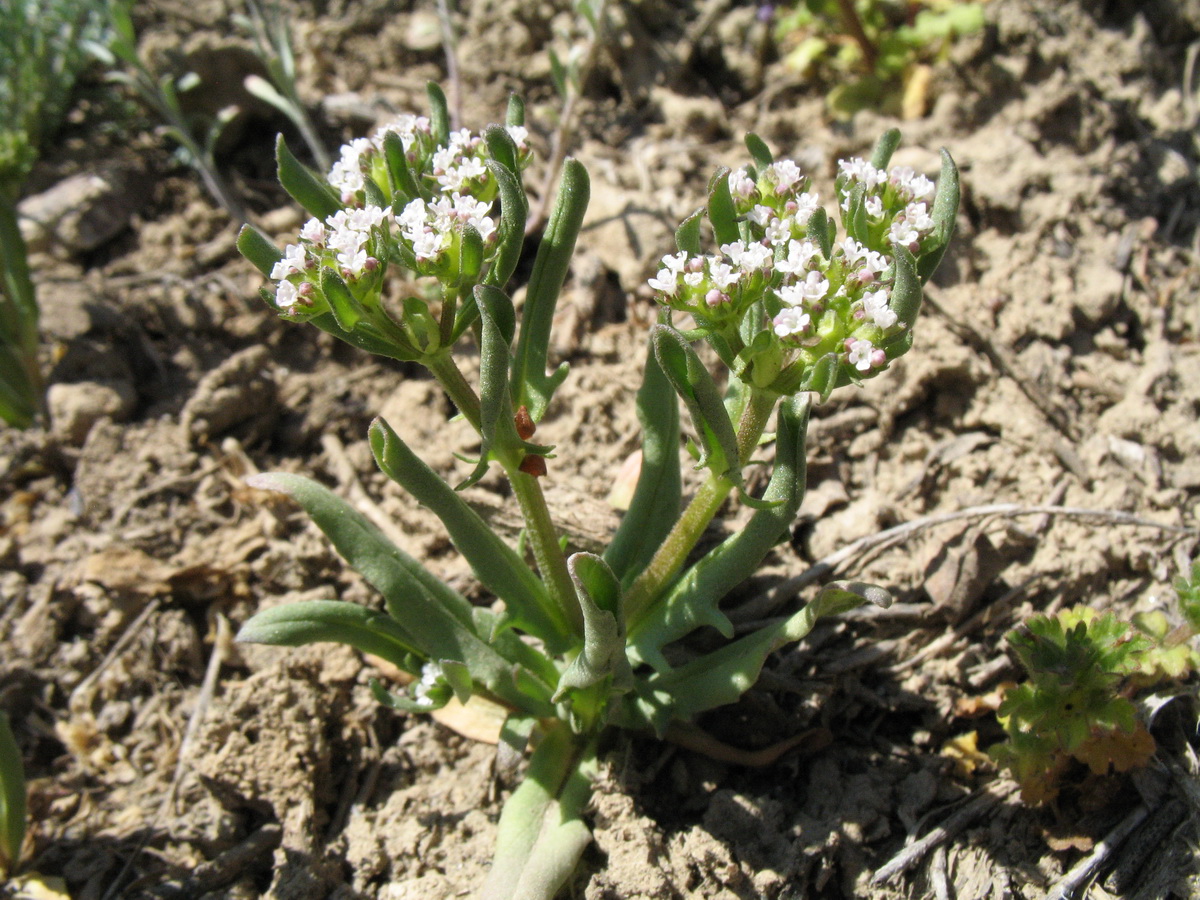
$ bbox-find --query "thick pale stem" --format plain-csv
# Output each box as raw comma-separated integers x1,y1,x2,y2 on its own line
426,351,482,433
509,468,584,637
623,388,779,621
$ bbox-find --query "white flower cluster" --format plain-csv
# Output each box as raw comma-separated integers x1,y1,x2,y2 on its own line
837,157,937,253
397,192,497,262
645,151,940,379
328,115,432,200
412,661,446,704
271,204,393,310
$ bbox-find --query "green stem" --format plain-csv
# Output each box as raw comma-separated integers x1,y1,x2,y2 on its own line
509,467,584,637
623,387,778,621
0,187,44,427
426,350,482,433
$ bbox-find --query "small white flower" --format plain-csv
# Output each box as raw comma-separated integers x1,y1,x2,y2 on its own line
847,338,876,371
728,167,756,199
765,215,793,244
889,166,935,202
862,289,897,329
275,279,299,308
411,230,446,260
270,243,307,280
865,196,883,218
506,124,529,146
648,268,678,294
337,247,369,273
348,205,391,231
889,220,921,247
767,159,804,194
683,271,705,288
299,218,326,244
773,307,811,337
776,239,819,276
328,227,367,255
838,157,887,191
746,204,775,227
790,191,819,224
708,261,740,290
661,251,689,275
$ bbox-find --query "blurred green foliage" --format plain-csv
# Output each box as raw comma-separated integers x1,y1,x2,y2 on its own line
774,0,984,119
0,0,119,428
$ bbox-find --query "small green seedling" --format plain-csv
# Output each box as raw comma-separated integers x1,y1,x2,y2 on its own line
991,573,1200,806
774,0,984,119
0,711,25,876
234,85,958,897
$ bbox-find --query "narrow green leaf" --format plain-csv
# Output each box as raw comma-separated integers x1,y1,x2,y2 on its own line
618,574,884,735
319,266,365,331
845,183,869,243
918,148,960,282
675,209,704,256
744,133,774,171
457,285,519,490
629,396,811,670
0,711,25,876
307,311,424,362
483,725,595,900
483,158,528,292
237,224,283,278
243,473,555,711
276,134,340,220
890,245,922,329
383,130,423,201
604,336,682,585
237,599,423,669
511,159,589,420
807,206,833,258
650,325,740,485
459,223,484,284
869,128,902,170
484,124,521,180
707,168,739,247
427,81,450,148
369,417,573,652
554,554,632,700
506,94,526,127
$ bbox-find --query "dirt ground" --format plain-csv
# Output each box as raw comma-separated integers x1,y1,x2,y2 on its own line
3,0,1200,897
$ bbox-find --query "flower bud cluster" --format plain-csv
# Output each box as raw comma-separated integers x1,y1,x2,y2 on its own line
647,154,938,383
271,204,393,311
270,116,531,316
836,158,936,254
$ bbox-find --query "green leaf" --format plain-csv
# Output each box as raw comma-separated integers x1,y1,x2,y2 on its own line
675,209,704,256
806,206,833,258
276,134,340,220
506,94,526,127
554,554,633,700
889,245,922,329
483,724,595,900
744,133,774,171
459,223,485,284
237,599,423,669
604,336,682,585
511,159,589,421
706,168,739,247
243,473,556,710
426,81,450,148
650,324,740,486
918,147,960,282
236,224,283,278
628,395,811,670
306,311,424,362
369,417,573,652
457,285,520,490
483,154,528,291
383,130,423,201
869,128,902,170
618,575,887,735
319,266,365,331
0,711,24,876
